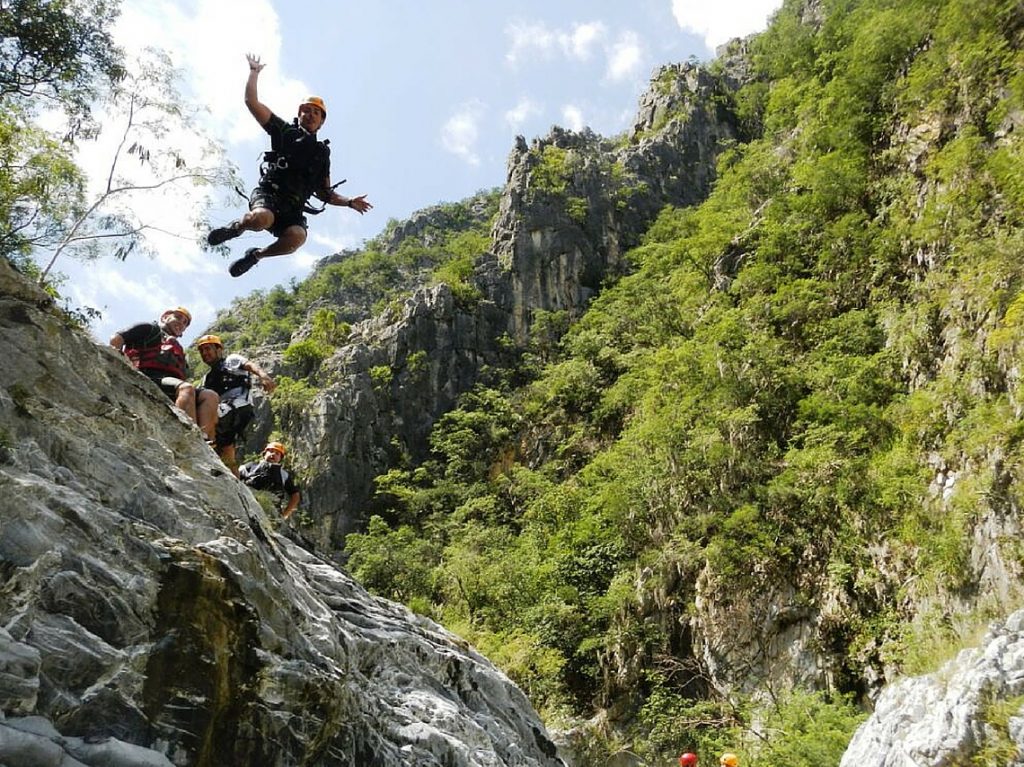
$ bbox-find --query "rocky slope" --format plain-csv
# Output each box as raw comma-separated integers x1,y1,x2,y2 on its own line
0,257,564,765
842,610,1024,766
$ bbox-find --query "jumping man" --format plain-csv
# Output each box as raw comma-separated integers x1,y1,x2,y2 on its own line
208,53,372,277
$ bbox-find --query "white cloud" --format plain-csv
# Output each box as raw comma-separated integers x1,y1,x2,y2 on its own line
303,230,357,265
292,251,323,270
506,19,609,66
505,19,645,90
606,31,644,82
561,22,607,61
441,102,485,166
114,0,299,146
671,0,784,50
505,21,558,65
70,263,222,345
561,105,585,132
505,97,541,132
70,267,181,330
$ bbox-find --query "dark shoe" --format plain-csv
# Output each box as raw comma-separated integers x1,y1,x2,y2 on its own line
229,248,261,277
207,223,241,246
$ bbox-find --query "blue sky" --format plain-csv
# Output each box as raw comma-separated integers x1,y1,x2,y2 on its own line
50,0,782,346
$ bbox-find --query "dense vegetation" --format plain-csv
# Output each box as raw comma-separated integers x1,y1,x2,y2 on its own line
337,0,1024,762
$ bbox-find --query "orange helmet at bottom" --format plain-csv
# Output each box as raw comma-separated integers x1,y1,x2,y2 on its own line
720,754,739,767
679,753,699,766
264,441,287,457
196,334,223,348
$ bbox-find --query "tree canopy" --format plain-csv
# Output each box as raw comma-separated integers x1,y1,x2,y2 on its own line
0,0,125,117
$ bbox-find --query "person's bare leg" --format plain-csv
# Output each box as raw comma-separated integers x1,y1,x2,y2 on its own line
175,383,197,420
218,443,239,477
196,390,219,443
209,207,273,245
237,207,275,233
251,225,307,258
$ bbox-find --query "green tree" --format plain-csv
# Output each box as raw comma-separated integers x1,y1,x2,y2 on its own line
0,0,125,114
0,0,126,266
36,48,237,280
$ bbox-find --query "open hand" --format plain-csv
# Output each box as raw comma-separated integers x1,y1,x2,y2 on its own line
347,195,373,214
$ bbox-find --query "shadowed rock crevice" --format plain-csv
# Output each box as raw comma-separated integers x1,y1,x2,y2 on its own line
142,550,264,765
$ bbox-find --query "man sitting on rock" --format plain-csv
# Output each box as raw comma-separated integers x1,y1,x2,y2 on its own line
196,334,276,476
109,307,218,444
239,441,300,519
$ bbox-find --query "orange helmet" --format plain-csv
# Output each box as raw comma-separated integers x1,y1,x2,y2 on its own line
680,754,699,766
264,441,287,457
300,95,327,121
196,334,223,348
162,306,191,325
720,754,739,767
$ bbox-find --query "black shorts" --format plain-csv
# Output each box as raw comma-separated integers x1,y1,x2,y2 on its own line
143,372,184,400
215,404,254,449
249,186,308,237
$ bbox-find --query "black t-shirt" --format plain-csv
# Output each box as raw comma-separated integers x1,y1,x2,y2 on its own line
261,113,331,203
239,460,299,497
117,321,162,347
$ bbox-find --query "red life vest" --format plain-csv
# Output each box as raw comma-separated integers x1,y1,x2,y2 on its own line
125,334,186,379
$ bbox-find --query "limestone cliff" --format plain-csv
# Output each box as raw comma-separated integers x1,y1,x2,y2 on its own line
0,258,564,765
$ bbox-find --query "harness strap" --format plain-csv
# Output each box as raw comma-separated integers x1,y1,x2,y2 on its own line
302,179,347,215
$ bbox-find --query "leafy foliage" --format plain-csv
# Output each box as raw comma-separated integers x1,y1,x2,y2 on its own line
0,0,125,115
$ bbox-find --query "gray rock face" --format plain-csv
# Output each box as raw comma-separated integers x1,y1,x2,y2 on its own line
0,258,564,765
290,283,513,546
841,610,1024,767
488,62,737,344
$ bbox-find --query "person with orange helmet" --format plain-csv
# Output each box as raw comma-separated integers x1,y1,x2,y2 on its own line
238,441,301,518
679,753,699,766
196,334,276,475
109,307,219,443
207,53,372,277
719,753,739,767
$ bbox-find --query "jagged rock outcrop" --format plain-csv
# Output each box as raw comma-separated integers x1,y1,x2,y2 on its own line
300,192,500,329
0,258,564,766
841,609,1024,766
489,61,739,343
375,192,499,254
290,283,513,546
